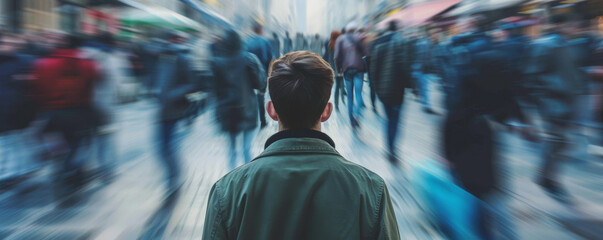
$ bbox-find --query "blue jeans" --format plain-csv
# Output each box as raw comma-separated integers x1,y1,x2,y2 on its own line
229,129,256,169
384,103,403,156
344,70,365,125
159,119,181,184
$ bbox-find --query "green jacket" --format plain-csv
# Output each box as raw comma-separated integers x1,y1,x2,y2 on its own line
202,130,400,240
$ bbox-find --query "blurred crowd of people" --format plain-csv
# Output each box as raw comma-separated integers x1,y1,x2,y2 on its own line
2,7,603,238
315,13,602,239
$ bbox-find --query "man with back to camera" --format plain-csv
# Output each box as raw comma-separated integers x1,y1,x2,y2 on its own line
202,51,400,240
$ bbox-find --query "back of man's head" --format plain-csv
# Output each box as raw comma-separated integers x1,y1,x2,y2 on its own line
268,51,334,129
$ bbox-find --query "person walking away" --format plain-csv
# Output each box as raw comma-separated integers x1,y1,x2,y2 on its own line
443,15,539,239
212,29,265,169
156,31,199,191
326,30,345,110
33,34,100,188
369,22,415,164
0,33,38,181
246,23,273,129
524,14,588,203
270,32,281,59
310,34,323,56
335,22,367,130
202,51,399,240
294,33,305,51
283,31,293,54
567,20,601,159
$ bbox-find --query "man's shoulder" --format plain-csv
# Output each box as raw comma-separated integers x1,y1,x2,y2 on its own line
216,153,385,192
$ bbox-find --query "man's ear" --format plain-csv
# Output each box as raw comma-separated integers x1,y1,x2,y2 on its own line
266,101,279,121
320,102,333,122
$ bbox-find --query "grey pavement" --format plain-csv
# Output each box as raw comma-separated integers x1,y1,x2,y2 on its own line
0,82,601,239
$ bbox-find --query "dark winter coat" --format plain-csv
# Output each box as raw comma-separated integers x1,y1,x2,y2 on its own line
212,32,265,133
157,43,198,121
369,32,415,105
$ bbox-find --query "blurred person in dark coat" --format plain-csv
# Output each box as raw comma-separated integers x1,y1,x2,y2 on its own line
156,31,198,191
369,22,415,164
443,15,537,239
213,29,265,169
524,14,590,203
246,23,272,129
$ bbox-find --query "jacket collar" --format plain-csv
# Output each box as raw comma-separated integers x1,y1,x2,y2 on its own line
265,129,335,149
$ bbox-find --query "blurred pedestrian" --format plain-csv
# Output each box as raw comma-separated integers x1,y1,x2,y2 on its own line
294,32,305,51
156,31,198,191
335,22,367,130
270,32,281,59
0,32,38,180
246,23,273,129
212,29,265,169
283,31,293,54
326,30,345,111
524,14,588,203
369,22,415,164
310,34,323,56
203,51,400,239
33,34,100,187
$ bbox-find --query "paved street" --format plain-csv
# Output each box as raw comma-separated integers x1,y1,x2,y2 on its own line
0,84,601,239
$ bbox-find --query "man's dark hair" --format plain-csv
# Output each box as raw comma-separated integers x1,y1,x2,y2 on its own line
268,51,334,129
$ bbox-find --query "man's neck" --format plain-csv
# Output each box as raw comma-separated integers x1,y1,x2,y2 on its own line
278,123,321,132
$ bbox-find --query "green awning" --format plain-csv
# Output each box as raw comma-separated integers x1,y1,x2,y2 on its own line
119,0,203,32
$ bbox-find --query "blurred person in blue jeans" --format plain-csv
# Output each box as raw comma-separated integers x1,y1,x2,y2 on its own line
369,22,415,164
246,23,273,129
335,22,366,129
212,29,265,169
156,31,198,191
